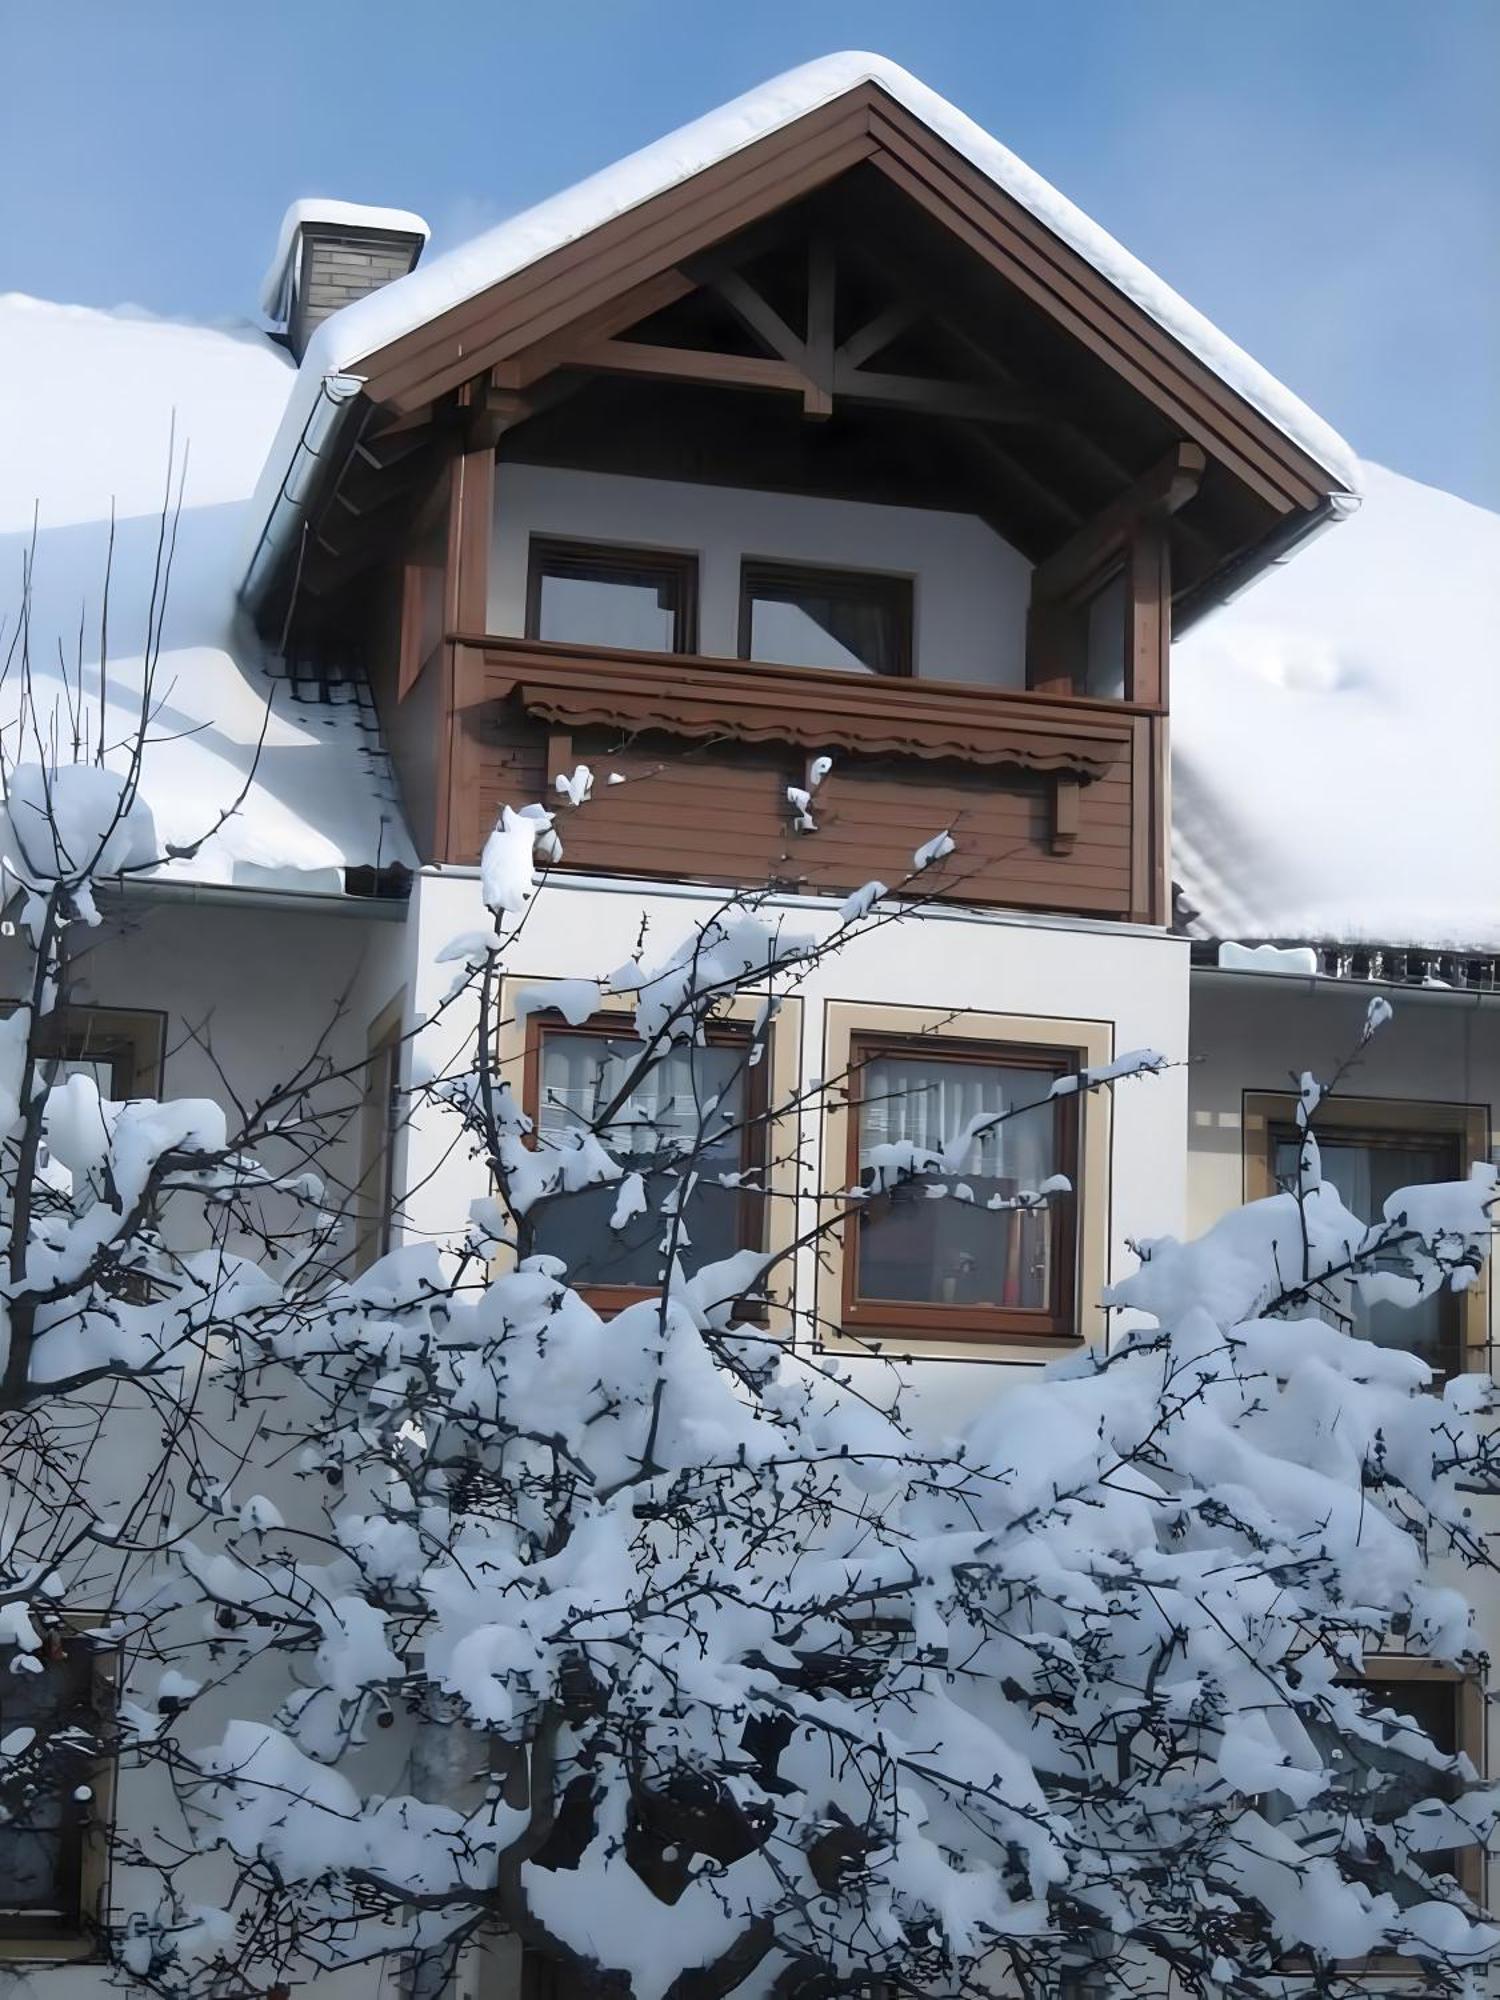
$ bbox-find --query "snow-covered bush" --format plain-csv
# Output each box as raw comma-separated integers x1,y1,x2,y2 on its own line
4,744,1497,1999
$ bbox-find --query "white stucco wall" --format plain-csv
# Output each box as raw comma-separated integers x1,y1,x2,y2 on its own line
0,890,406,1996
400,866,1189,1437
487,464,1034,686
1186,972,1500,1259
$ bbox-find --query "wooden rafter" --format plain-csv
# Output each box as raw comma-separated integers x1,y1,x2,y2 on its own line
519,231,1052,430
837,300,920,370
1032,442,1205,601
555,339,809,395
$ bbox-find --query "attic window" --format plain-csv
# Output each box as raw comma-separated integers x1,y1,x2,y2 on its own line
739,561,912,677
526,539,698,655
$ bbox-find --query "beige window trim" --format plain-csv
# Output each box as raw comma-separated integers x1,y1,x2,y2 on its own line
1243,1091,1492,1370
495,978,802,1323
354,993,406,1273
0,1613,119,1964
819,1001,1112,1362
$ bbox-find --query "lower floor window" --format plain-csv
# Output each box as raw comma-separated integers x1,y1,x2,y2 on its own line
528,1021,761,1304
0,1629,114,1949
1267,1121,1463,1377
846,1036,1078,1340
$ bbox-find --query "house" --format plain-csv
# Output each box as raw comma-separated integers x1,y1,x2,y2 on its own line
0,48,1492,1990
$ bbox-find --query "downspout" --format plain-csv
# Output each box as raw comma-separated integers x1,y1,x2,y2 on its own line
239,371,366,621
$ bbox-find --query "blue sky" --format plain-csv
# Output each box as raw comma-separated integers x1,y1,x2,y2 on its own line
4,1,1496,507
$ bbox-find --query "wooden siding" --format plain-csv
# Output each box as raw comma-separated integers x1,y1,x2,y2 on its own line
441,639,1165,924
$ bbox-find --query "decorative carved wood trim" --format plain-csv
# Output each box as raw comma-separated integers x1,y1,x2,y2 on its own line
456,636,1143,779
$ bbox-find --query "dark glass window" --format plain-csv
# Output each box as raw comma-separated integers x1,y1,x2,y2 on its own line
1271,1127,1461,1376
526,539,697,654
528,1023,759,1302
0,1637,108,1942
739,561,912,676
846,1038,1077,1340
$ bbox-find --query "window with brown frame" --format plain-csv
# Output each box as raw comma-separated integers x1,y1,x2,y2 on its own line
1250,1099,1476,1382
354,1000,404,1273
1265,1657,1486,1963
0,1627,117,1958
844,1036,1078,1342
523,1015,765,1313
525,538,698,655
24,1005,166,1103
739,560,913,677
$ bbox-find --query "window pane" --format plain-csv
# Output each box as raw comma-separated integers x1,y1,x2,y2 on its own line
855,1052,1067,1311
536,569,680,652
1272,1133,1458,1370
744,571,908,675
532,1033,750,1289
0,1642,95,1922
1082,570,1127,700
1348,1677,1462,1870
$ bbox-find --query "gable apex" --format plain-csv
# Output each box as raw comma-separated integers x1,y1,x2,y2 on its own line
243,53,1359,612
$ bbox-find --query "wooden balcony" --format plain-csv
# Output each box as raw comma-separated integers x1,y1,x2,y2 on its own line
439,636,1166,924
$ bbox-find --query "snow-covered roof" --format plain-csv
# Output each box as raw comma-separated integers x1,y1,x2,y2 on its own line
259,200,431,325
244,51,1358,583
0,294,412,894
1173,462,1499,953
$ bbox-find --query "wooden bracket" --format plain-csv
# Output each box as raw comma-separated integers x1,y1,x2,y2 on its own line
544,726,575,795
1049,773,1081,856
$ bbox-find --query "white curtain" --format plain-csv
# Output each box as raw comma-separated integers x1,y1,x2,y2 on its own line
860,1056,1054,1187
540,1037,739,1162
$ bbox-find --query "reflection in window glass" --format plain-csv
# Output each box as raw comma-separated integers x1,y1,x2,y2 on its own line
531,1031,750,1289
1081,569,1127,700
855,1049,1069,1312
0,1639,100,1933
1272,1131,1460,1373
741,565,911,676
528,542,694,654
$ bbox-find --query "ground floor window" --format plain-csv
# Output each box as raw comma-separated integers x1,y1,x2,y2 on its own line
0,1625,116,1957
843,1034,1078,1342
1245,1092,1489,1381
525,1016,764,1311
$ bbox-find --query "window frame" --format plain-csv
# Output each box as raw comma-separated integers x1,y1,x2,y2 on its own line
737,558,915,678
25,1004,166,1100
0,1618,119,1962
840,1032,1079,1344
1243,1091,1491,1378
354,995,405,1273
820,1004,1113,1360
521,1010,770,1318
524,536,700,656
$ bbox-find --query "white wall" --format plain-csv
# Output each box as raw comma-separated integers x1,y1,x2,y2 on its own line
401,867,1189,1438
0,891,406,1997
488,464,1034,687
1186,973,1500,1251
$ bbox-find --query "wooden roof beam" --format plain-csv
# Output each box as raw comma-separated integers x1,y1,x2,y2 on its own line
492,266,698,393
551,337,813,397
1033,443,1206,601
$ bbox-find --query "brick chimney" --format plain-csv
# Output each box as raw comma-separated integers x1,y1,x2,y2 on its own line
261,201,430,361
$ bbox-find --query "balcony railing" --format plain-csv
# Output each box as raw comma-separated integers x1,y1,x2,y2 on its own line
446,635,1166,924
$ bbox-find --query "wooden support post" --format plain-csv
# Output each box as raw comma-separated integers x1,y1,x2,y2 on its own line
804,237,836,419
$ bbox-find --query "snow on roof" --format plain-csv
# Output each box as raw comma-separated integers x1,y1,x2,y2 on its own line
0,294,412,894
259,199,431,323
1173,461,1500,953
244,51,1358,578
